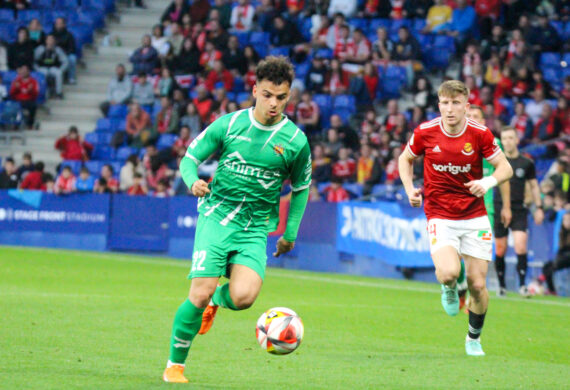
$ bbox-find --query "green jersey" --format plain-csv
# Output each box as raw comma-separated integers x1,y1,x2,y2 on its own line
184,107,312,233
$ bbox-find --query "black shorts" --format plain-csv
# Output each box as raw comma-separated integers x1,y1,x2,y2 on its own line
494,208,528,238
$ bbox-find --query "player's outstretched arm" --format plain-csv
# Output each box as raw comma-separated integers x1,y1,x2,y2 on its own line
274,187,310,257
398,147,422,208
465,153,513,198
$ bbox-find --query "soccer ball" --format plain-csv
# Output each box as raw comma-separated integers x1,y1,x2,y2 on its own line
528,280,545,296
256,307,304,355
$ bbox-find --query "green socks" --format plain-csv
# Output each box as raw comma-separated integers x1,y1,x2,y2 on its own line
211,283,238,310
457,260,466,285
169,299,205,364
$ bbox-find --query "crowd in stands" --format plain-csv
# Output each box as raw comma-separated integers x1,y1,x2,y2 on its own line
1,0,569,209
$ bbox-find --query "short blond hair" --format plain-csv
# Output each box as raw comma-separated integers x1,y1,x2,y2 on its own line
438,80,470,99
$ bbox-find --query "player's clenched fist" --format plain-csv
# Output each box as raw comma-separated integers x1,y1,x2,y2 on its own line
191,179,210,197
273,237,295,257
407,188,423,208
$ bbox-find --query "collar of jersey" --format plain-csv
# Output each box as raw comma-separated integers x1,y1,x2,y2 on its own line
439,117,467,138
248,107,288,131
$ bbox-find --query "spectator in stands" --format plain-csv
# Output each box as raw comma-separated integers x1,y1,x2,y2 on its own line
8,27,34,70
243,62,257,91
127,172,148,195
52,18,77,85
333,24,351,61
43,173,54,193
174,37,202,75
213,85,229,113
151,24,170,57
172,88,188,117
331,113,359,149
384,146,401,185
372,27,393,62
54,126,93,162
465,76,482,105
356,143,375,185
180,13,192,37
125,102,152,148
207,20,229,51
2,0,30,10
154,96,179,135
132,72,155,109
153,178,171,197
172,125,193,158
161,0,190,25
324,58,349,96
0,74,7,101
540,211,570,295
120,154,145,192
362,62,379,101
408,105,426,132
100,64,133,117
528,13,561,53
530,70,556,100
424,0,452,33
326,13,347,50
312,143,332,183
483,52,501,87
130,35,159,75
54,166,76,195
271,15,304,47
323,176,350,202
323,128,343,158
560,76,570,102
328,0,357,18
0,157,18,189
510,101,534,141
20,161,44,190
193,85,213,123
555,97,570,135
255,0,277,32
180,102,202,137
529,103,561,142
508,41,535,75
168,22,184,55
525,88,547,124
332,147,356,181
344,28,371,65
155,67,177,98
222,35,246,76
16,152,33,182
95,164,119,193
0,42,8,71
474,0,501,39
10,64,38,129
391,27,421,86
199,41,223,71
243,45,260,68
412,76,436,110
146,155,172,192
28,18,45,48
361,109,381,136
75,167,95,193
205,60,234,92
304,55,326,94
384,99,407,133
462,41,481,79
230,0,255,32
442,0,477,48
190,0,211,24
481,25,508,61
213,0,232,29
296,91,320,134
511,67,530,99
34,34,68,99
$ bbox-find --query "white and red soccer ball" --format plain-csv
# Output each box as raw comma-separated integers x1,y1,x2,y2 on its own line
256,307,304,355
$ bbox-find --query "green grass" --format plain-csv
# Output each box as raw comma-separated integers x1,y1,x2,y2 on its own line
1,246,569,389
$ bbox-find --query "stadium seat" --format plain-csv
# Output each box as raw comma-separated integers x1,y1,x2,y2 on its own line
0,101,22,127
498,98,514,120
232,76,245,92
249,32,270,46
32,0,54,7
412,18,426,32
113,119,126,131
333,95,356,111
335,108,353,123
30,72,47,104
60,160,82,175
424,48,453,70
540,52,561,68
156,134,177,150
414,33,433,51
0,9,14,22
543,67,562,88
116,146,138,162
269,46,290,57
85,160,102,176
84,132,112,146
17,10,42,23
389,19,410,36
348,18,368,31
369,18,391,33
564,22,570,40
91,146,116,161
298,17,312,41
550,21,564,37
107,104,129,119
0,25,17,43
432,35,455,52
563,53,570,65
54,0,79,9
236,92,251,104
315,48,333,59
95,118,113,133
234,31,250,48
295,61,311,80
109,161,122,177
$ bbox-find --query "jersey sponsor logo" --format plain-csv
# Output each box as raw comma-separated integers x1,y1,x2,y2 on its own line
273,144,284,155
431,163,472,174
228,134,252,142
478,230,492,241
223,151,281,188
432,145,441,153
515,168,525,178
461,142,474,156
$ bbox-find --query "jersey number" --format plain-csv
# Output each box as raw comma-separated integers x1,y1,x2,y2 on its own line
192,250,207,272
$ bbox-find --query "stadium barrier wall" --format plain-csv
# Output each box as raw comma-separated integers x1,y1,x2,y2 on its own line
0,190,566,295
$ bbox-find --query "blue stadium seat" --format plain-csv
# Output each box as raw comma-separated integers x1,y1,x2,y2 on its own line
249,31,269,46
543,66,562,88
17,10,42,23
60,160,82,176
95,118,113,133
426,111,439,120
424,48,452,70
369,18,391,33
432,34,455,52
414,33,433,51
91,146,115,160
0,24,17,43
269,46,290,57
116,146,138,162
333,95,356,111
54,0,79,9
233,31,250,48
295,61,311,80
256,44,268,59
313,93,332,109
540,52,561,68
157,134,177,150
0,9,14,21
85,160,102,176
30,72,47,104
550,21,564,37
113,119,126,131
564,22,570,40
84,132,112,146
232,76,245,92
498,98,515,120
32,0,53,7
0,101,22,127
412,18,426,32
236,92,250,104
348,18,368,31
335,108,353,123
389,19,410,36
315,48,333,59
563,53,570,65
298,17,312,41
108,161,122,177
107,104,128,119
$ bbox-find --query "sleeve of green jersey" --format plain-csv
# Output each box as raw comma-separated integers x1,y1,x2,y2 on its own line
283,139,312,242
180,117,226,189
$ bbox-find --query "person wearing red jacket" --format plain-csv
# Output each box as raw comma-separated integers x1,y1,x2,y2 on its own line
10,64,39,128
54,166,76,194
332,147,356,181
205,60,234,92
54,126,93,161
323,177,350,202
20,161,45,190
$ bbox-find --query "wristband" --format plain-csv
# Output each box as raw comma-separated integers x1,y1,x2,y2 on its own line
477,176,498,193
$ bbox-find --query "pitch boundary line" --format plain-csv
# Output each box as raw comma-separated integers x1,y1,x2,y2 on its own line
5,246,570,308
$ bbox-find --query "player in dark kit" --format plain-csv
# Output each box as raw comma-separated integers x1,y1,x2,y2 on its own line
494,127,544,297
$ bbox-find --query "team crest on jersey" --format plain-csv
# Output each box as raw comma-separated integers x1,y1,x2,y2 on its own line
461,142,474,156
273,144,284,155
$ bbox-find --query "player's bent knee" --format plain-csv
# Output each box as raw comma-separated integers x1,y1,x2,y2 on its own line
230,288,257,309
189,286,216,308
437,269,460,285
467,279,486,296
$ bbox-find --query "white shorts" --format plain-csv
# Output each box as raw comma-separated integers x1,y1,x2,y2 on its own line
427,216,493,261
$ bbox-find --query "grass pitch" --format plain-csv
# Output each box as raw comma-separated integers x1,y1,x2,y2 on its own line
1,246,569,389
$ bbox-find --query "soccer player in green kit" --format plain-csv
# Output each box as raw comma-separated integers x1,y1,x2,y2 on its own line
163,57,312,383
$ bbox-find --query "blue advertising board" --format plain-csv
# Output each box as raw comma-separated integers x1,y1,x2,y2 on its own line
0,190,110,250
168,196,198,259
336,201,433,267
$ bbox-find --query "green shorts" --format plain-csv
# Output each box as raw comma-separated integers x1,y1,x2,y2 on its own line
188,215,268,280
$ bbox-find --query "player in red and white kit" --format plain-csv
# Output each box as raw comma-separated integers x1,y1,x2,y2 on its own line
398,80,513,356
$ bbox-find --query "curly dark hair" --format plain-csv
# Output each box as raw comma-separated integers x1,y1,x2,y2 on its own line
255,56,295,86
